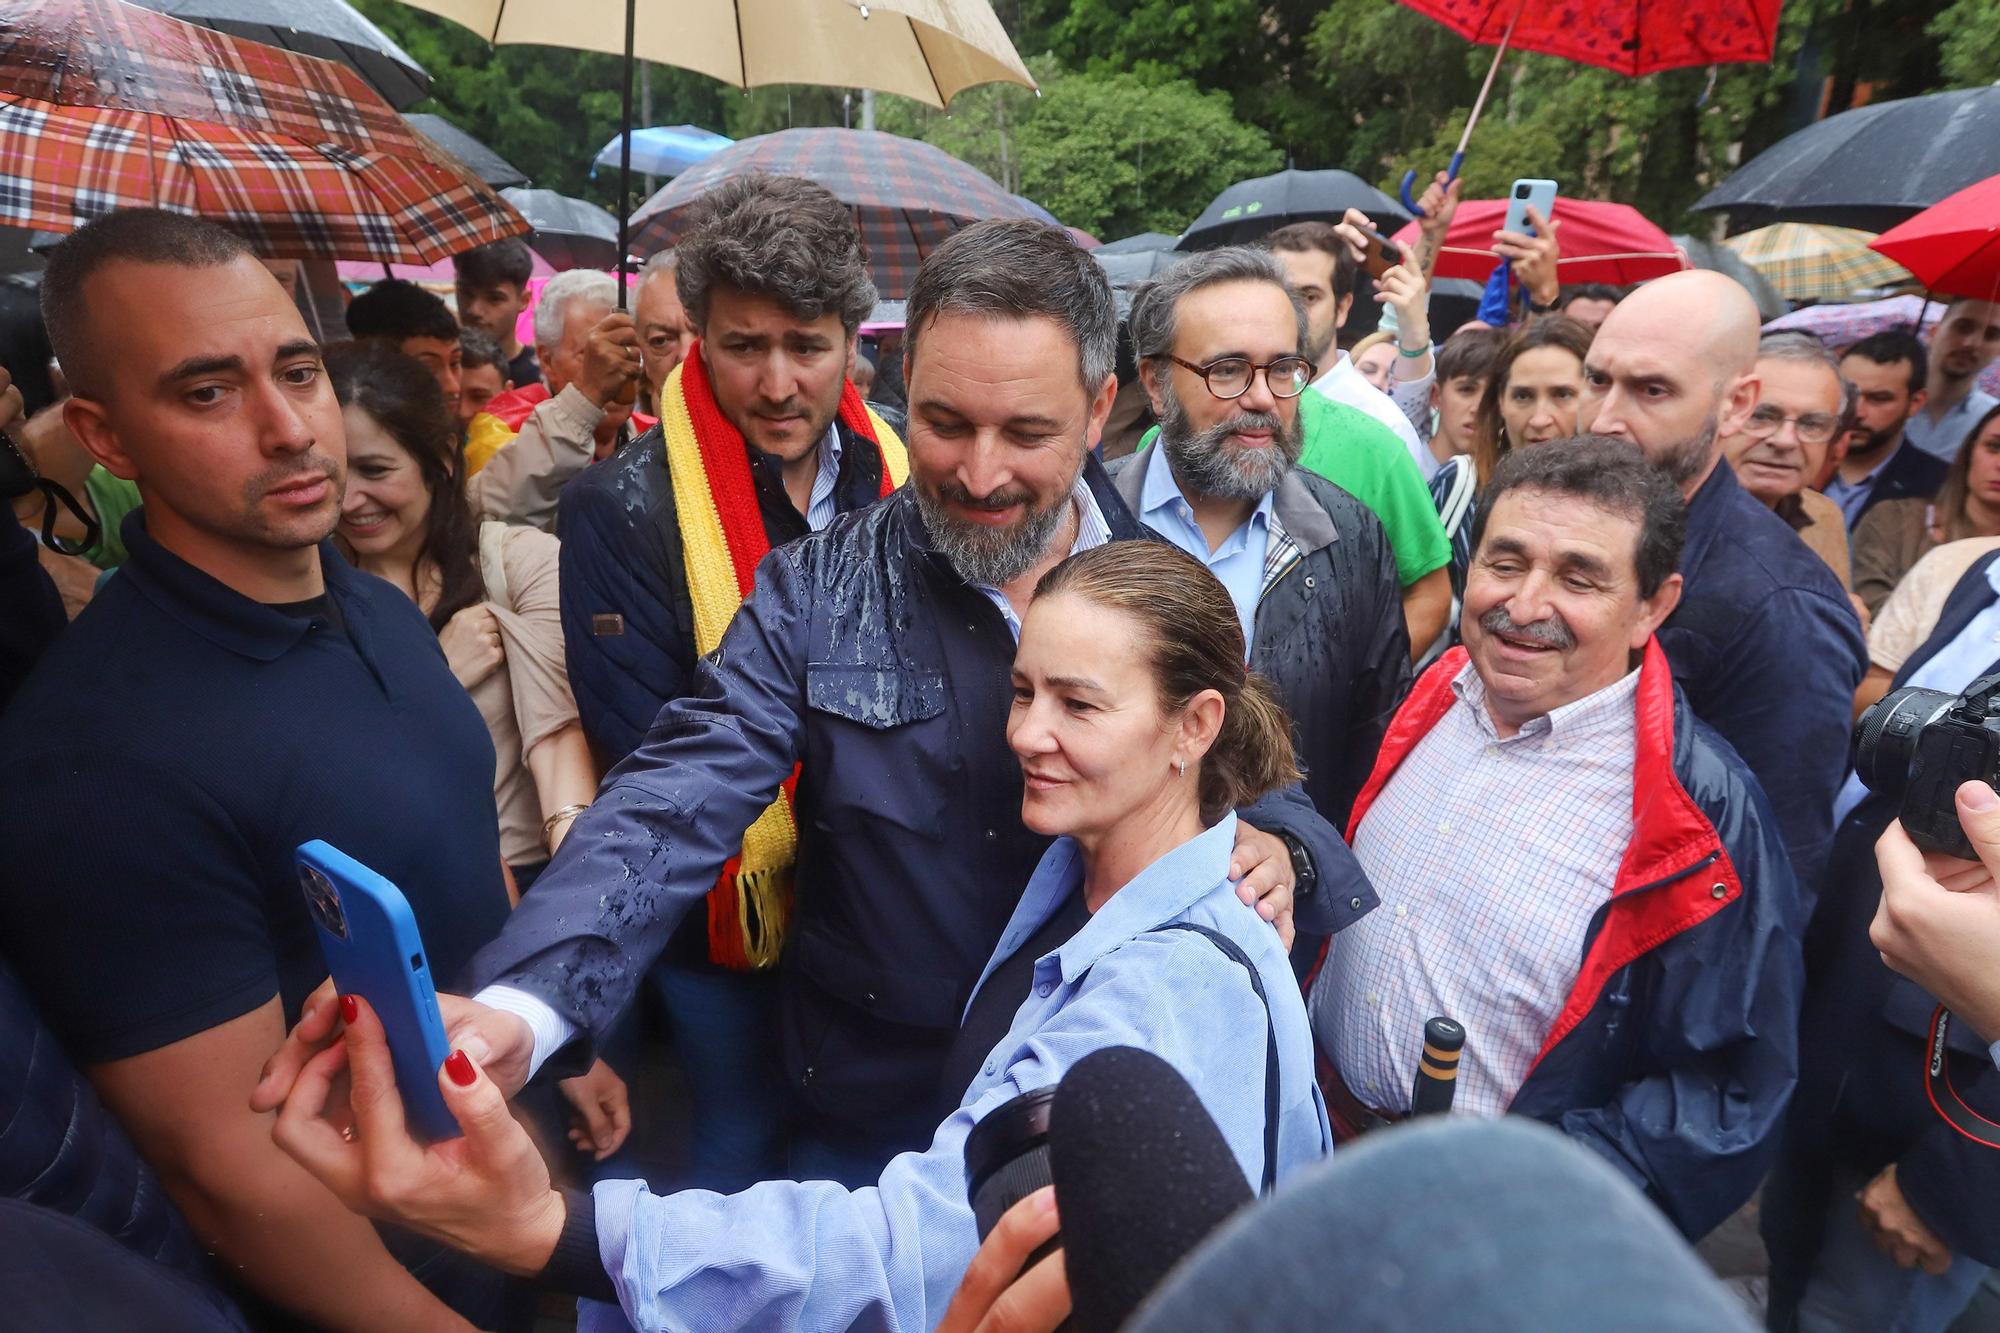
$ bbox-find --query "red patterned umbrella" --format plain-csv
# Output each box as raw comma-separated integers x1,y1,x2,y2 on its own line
0,0,526,264
627,128,1037,299
1396,0,1784,211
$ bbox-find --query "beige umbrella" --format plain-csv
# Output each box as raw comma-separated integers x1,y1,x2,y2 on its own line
1725,223,1915,303
398,0,1034,108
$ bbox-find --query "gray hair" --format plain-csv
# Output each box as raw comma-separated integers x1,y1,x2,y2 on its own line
672,174,875,334
904,219,1117,393
638,249,677,282
1128,247,1310,367
533,269,617,350
1757,330,1856,419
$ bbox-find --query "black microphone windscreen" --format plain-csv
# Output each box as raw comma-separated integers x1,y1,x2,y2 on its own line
1050,1046,1255,1333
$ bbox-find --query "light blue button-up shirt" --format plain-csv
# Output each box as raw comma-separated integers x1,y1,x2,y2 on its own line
583,814,1331,1332
803,420,845,533
1822,440,1906,528
1906,387,2000,463
969,474,1116,641
1138,444,1273,659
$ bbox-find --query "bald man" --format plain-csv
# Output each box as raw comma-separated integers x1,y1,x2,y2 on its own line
1581,270,1866,897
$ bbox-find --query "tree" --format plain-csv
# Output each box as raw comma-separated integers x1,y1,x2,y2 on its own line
1930,0,2000,85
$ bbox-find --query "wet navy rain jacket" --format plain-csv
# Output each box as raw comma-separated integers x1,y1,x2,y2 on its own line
469,456,1377,1159
1344,640,1805,1241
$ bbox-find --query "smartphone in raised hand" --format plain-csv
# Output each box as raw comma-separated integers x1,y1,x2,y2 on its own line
1504,179,1559,238
1354,225,1404,280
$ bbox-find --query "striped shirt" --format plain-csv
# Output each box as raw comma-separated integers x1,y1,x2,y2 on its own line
1312,662,1639,1116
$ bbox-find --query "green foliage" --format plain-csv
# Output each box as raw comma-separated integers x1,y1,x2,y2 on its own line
1931,0,2000,85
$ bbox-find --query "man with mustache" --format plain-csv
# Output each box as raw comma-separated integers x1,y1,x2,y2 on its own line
1309,436,1803,1243
1581,270,1865,897
1905,300,2000,463
0,210,517,1328
1107,247,1410,828
258,218,1368,1189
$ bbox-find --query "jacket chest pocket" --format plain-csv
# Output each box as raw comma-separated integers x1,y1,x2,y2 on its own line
804,664,954,837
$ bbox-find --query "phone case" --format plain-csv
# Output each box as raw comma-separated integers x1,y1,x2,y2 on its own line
295,841,462,1141
1505,179,1559,238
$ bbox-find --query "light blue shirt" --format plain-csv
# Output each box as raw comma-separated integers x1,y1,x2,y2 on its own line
1835,559,2000,827
1138,443,1273,660
583,815,1331,1332
1822,440,1907,528
804,420,844,533
1906,387,2000,463
970,474,1116,641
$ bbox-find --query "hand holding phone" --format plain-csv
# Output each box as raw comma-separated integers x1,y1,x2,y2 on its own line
1354,224,1405,281
1503,178,1558,238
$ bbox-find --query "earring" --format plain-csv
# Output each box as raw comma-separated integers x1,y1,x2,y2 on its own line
1175,758,1187,778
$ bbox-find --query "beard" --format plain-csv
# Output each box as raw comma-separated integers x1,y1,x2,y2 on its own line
1157,381,1304,502
1650,411,1720,489
913,473,1076,588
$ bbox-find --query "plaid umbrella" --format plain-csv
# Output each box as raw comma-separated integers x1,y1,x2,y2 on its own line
628,128,1037,299
0,0,526,264
1725,224,1913,303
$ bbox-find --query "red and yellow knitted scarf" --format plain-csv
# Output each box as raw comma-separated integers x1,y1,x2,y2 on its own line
660,341,908,969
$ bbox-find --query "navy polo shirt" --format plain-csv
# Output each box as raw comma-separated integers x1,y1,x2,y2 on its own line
0,510,510,1064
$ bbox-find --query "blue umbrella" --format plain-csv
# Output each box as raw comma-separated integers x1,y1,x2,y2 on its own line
593,124,732,179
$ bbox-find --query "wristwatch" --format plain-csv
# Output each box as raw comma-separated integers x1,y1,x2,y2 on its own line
1277,830,1317,901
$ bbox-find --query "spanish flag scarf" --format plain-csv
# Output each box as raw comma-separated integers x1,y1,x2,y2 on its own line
659,341,908,969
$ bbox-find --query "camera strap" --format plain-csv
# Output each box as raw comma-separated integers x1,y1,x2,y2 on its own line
1925,1007,2000,1150
1154,922,1281,1196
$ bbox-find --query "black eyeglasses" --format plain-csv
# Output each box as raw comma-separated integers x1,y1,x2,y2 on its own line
1161,353,1316,401
1744,403,1841,447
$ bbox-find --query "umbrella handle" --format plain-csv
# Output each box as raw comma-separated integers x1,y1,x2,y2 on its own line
1400,152,1464,219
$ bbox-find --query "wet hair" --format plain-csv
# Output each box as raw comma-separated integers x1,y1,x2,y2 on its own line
1128,246,1308,366
458,327,505,373
1932,401,2000,545
40,207,253,398
1436,326,1508,385
451,238,535,292
1471,434,1687,598
322,341,483,632
673,174,875,335
1035,542,1301,824
1262,221,1357,302
346,279,458,344
1757,330,1855,418
1471,315,1595,490
532,269,616,350
1558,283,1622,311
905,218,1118,394
1842,329,1928,397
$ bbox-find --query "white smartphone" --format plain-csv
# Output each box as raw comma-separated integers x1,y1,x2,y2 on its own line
1504,178,1558,237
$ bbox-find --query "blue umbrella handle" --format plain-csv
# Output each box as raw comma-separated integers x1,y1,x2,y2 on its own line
1401,152,1465,219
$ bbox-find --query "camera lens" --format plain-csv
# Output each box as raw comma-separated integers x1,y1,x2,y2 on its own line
964,1086,1056,1244
1516,183,1531,198
1854,686,1956,797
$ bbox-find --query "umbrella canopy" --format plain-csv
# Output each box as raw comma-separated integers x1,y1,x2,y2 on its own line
1180,169,1409,250
629,127,1036,298
1725,223,1912,303
501,187,619,271
1390,198,1683,285
0,0,526,264
593,124,732,179
407,111,527,190
1869,176,2000,303
1672,233,1789,321
1400,0,1782,78
129,0,428,109
1097,231,1180,255
389,0,1033,110
335,250,554,286
1092,247,1185,316
1695,86,2000,235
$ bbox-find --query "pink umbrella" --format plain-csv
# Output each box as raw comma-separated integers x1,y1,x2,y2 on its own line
335,250,554,286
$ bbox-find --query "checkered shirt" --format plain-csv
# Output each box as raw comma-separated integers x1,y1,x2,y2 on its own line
1312,661,1640,1117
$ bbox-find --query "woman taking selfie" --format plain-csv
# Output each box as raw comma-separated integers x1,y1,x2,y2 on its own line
271,541,1332,1330
326,342,597,888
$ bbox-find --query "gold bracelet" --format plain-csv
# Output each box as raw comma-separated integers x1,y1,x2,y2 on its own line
542,803,590,847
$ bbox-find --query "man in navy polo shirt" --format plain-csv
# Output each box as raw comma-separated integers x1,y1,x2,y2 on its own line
0,210,514,1330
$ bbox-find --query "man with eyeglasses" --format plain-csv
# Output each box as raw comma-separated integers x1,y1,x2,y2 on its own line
1722,333,1858,597
1108,246,1410,831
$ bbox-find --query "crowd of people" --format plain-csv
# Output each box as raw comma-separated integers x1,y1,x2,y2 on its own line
5,167,2000,1333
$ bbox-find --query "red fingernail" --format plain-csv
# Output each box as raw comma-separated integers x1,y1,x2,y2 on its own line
445,1050,476,1087
339,994,358,1024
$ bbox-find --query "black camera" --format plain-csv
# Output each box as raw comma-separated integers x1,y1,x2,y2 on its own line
1853,672,2000,859
964,1085,1058,1262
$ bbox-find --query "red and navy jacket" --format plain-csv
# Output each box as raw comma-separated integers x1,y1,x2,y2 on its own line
1335,639,1806,1240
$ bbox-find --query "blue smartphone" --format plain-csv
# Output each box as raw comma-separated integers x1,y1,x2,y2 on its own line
1505,178,1558,238
295,841,461,1142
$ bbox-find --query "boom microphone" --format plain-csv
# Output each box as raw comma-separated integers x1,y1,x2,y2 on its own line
1049,1046,1255,1333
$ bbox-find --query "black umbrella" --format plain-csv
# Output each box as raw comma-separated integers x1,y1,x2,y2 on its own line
130,0,429,110
406,113,528,191
1694,86,2000,235
1178,170,1410,251
1097,231,1180,255
501,187,619,271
